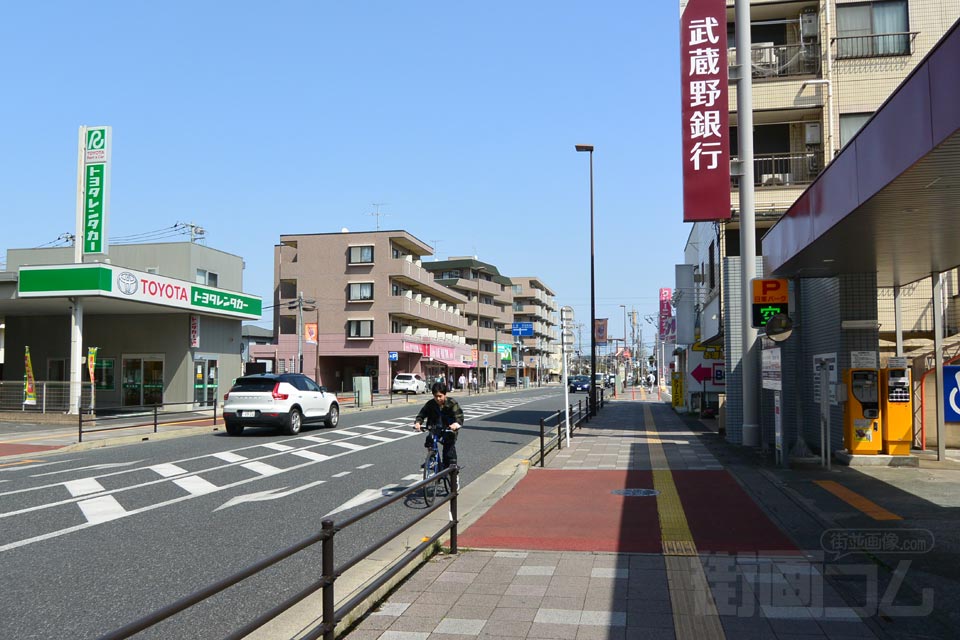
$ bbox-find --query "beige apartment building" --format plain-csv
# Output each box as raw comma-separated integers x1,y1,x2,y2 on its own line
682,0,960,431
249,231,472,394
422,258,515,389
509,277,560,383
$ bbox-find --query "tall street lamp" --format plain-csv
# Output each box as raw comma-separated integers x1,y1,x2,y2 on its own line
575,144,597,415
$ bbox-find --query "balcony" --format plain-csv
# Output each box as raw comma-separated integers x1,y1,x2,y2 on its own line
384,296,466,331
390,258,466,304
833,32,917,60
728,42,821,79
731,151,822,189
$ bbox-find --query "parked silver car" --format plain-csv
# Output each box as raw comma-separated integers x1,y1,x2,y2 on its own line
222,373,339,436
392,373,428,394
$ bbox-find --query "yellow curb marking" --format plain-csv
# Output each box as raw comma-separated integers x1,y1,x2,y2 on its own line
815,480,903,521
0,459,46,468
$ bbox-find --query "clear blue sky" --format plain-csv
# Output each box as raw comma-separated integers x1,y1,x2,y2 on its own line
1,1,690,351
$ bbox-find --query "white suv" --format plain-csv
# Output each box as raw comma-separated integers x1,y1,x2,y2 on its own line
392,373,427,394
222,373,339,436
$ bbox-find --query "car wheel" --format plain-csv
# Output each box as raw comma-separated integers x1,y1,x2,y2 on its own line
324,403,340,428
225,420,244,436
284,408,302,435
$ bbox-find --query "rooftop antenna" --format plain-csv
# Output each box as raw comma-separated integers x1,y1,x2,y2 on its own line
369,202,390,231
430,239,441,261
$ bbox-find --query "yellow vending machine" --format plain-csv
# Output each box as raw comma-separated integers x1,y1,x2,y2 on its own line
880,367,912,455
843,369,882,454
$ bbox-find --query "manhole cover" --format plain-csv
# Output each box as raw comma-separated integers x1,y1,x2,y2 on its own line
611,488,660,497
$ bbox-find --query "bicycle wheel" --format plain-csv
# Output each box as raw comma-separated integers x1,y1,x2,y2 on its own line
422,451,440,506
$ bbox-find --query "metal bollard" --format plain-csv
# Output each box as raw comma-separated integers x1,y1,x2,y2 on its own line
557,409,563,450
449,465,459,553
322,519,335,640
539,417,545,467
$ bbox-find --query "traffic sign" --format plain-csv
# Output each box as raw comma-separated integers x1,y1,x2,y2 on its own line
512,322,534,336
388,351,398,361
944,365,960,422
751,278,789,328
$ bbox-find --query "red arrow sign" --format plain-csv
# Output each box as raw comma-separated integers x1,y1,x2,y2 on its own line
691,364,712,383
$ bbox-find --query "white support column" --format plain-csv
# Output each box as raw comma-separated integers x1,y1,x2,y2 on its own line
932,273,946,462
69,298,84,415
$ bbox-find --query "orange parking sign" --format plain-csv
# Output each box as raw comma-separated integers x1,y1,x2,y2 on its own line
752,279,788,304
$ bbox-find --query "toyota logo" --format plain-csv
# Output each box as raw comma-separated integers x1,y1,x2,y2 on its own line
117,272,139,295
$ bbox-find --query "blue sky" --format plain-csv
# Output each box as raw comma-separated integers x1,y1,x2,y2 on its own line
1,1,689,351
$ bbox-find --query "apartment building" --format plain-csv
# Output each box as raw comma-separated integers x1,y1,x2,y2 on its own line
509,277,560,383
681,0,960,440
248,231,472,394
421,258,514,389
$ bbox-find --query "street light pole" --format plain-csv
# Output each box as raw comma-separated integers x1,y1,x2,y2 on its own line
576,144,597,415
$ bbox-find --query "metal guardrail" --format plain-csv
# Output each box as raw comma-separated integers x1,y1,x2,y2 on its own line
0,380,93,413
98,466,460,640
531,390,604,467
833,32,918,59
728,42,821,79
731,152,822,189
78,401,218,443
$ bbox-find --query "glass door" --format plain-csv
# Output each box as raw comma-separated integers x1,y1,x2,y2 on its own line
122,356,164,406
193,358,218,406
122,358,143,406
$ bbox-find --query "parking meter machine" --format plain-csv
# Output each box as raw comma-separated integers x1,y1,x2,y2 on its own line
843,369,882,455
880,368,912,455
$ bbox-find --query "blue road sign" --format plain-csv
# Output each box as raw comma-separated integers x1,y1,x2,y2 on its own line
512,322,534,336
388,351,398,362
944,365,960,422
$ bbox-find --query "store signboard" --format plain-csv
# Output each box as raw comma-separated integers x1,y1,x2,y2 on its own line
18,264,261,319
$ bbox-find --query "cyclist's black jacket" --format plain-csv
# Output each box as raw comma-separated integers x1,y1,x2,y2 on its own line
416,397,464,430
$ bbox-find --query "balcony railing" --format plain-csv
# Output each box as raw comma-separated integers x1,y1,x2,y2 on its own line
833,32,917,59
731,151,822,189
728,43,821,79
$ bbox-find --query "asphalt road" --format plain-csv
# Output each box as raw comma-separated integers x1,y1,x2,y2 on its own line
0,387,569,639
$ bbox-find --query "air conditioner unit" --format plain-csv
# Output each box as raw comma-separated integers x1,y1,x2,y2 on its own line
751,43,777,67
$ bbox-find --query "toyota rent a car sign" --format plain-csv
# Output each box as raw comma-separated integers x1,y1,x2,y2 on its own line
78,126,112,255
18,264,262,319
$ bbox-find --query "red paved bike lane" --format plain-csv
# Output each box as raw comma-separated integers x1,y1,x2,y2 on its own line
459,468,798,554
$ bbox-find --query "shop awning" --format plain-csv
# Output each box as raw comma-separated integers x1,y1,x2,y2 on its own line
438,359,474,369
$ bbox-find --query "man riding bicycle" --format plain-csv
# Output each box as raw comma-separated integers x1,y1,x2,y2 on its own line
414,382,464,473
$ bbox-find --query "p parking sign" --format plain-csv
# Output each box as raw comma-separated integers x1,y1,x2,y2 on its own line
751,278,788,328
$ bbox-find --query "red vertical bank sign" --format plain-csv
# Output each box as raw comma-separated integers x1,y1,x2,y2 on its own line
681,0,731,222
659,288,673,340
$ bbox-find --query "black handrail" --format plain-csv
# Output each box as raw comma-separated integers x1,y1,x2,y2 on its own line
98,466,459,640
532,395,598,466
78,400,218,443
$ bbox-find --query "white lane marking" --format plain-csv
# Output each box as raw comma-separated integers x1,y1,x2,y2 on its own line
291,450,329,462
31,461,143,477
330,430,361,437
300,436,330,444
377,420,409,426
324,483,407,517
151,463,187,478
359,434,394,443
212,452,247,463
215,480,326,511
261,443,294,451
64,478,105,497
386,428,414,436
78,495,126,524
401,474,421,481
331,472,351,478
356,464,374,469
173,476,219,495
242,461,282,476
328,441,366,451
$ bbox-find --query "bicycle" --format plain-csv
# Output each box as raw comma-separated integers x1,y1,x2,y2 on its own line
421,424,453,506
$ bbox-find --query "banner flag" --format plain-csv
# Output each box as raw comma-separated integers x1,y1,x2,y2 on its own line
24,347,37,406
88,347,99,410
304,323,318,345
594,318,608,345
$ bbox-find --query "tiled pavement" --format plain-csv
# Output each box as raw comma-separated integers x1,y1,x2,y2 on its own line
343,399,879,640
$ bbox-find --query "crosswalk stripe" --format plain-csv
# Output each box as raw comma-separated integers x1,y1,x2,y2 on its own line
378,420,409,426
386,428,414,436
242,461,282,476
332,472,351,478
151,463,187,478
328,441,366,451
212,452,247,463
359,434,394,443
291,450,329,462
64,478,105,497
300,436,330,444
173,476,219,495
262,443,294,451
330,430,360,437
78,495,126,524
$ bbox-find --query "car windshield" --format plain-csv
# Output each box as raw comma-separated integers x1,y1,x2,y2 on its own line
395,374,413,380
231,377,278,392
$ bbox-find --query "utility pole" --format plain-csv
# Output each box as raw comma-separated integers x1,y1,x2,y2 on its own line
288,292,316,373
